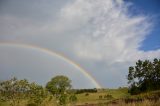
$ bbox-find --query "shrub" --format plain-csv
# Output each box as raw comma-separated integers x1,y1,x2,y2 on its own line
85,93,89,96
99,95,103,99
104,94,113,99
26,103,38,106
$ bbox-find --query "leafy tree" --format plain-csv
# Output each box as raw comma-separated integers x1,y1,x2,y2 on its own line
28,82,47,105
127,58,160,95
0,77,29,106
0,77,47,106
46,75,71,105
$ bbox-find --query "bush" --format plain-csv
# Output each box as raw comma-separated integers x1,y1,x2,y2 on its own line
104,94,113,99
128,85,141,95
85,93,89,96
99,95,103,99
69,94,77,104
27,103,38,106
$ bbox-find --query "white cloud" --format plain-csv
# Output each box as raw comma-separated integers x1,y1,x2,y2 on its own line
0,0,160,88
58,0,160,87
61,0,160,62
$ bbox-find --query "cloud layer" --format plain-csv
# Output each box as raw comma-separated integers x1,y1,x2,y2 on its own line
70,0,154,61
0,0,160,88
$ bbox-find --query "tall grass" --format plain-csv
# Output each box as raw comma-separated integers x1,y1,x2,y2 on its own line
107,99,160,106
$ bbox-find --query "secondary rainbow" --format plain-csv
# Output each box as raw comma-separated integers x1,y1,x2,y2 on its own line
0,42,101,88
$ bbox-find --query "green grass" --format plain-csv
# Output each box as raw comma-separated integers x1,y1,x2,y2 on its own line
1,88,160,106
76,87,130,105
76,88,160,105
0,88,130,106
0,102,10,106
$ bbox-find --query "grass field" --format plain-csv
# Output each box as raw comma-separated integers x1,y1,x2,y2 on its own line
1,88,160,106
76,87,130,105
76,88,160,105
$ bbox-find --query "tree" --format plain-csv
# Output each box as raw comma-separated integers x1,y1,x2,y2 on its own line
0,77,47,106
0,77,29,106
127,58,160,95
46,75,71,105
28,82,47,105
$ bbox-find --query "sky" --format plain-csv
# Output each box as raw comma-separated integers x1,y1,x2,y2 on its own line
0,0,160,88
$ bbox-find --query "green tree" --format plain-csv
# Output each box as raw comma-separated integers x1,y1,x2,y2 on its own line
127,58,160,95
0,77,29,106
0,77,47,106
46,75,71,105
28,82,47,105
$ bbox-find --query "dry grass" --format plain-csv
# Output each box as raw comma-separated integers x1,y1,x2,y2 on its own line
1,89,160,106
107,99,160,106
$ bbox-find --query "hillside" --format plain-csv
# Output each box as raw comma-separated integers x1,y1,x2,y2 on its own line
76,87,129,105
75,88,160,106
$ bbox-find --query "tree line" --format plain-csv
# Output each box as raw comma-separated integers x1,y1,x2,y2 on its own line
75,88,97,94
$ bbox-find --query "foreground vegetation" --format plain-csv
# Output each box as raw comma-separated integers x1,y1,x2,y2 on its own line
0,76,77,106
1,87,160,105
0,58,160,105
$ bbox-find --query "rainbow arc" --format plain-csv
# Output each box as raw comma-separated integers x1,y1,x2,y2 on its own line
0,42,101,88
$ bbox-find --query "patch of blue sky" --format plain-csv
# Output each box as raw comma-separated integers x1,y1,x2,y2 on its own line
125,0,160,51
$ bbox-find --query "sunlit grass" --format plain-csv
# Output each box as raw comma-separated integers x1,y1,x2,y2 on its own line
1,88,160,106
76,88,130,105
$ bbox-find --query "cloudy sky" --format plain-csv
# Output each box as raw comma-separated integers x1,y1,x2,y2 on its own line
0,0,160,88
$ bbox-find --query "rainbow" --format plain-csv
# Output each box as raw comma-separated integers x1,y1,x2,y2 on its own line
0,42,101,88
